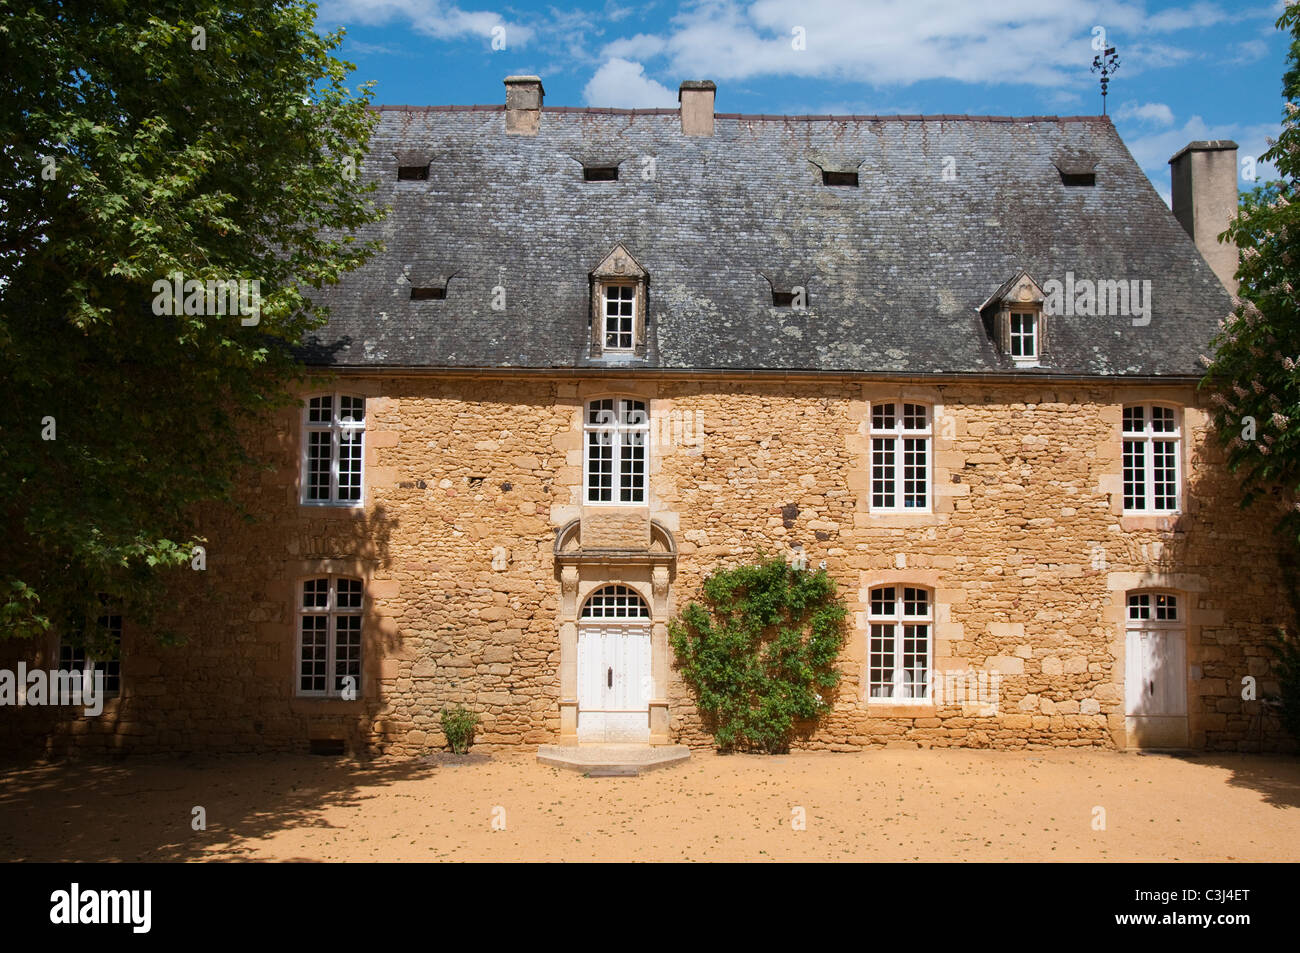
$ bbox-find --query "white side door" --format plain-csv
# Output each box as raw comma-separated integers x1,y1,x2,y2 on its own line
1125,627,1188,747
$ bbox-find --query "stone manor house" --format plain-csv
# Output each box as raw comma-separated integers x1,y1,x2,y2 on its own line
3,76,1289,756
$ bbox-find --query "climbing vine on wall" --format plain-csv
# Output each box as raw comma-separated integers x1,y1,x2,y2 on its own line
669,556,847,753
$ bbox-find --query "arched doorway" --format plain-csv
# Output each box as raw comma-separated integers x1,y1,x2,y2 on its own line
577,585,652,742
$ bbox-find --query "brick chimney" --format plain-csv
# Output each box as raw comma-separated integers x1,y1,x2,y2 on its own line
504,75,544,136
679,80,716,136
1169,140,1240,294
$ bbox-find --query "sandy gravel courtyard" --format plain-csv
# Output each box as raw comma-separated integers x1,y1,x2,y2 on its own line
1,748,1297,862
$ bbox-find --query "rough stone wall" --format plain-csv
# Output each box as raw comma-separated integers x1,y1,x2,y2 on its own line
0,376,1290,756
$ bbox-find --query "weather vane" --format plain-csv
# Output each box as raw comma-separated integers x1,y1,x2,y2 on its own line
1091,44,1120,115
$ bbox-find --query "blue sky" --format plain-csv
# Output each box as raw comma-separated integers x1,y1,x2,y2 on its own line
315,0,1293,202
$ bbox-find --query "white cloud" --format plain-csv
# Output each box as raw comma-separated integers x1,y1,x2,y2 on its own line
583,58,679,107
1120,115,1281,204
1115,101,1175,125
316,0,530,45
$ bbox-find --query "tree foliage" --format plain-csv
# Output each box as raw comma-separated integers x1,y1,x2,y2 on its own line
1201,7,1300,538
0,2,385,640
669,557,847,753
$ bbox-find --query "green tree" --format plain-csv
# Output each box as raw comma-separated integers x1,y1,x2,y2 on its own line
0,2,384,641
669,557,847,753
1201,6,1300,537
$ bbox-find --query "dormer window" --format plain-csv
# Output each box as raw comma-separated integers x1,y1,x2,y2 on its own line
603,285,635,350
1059,171,1095,187
397,164,429,181
394,149,434,182
410,286,445,300
981,271,1047,368
1009,312,1037,362
583,165,619,182
589,243,648,359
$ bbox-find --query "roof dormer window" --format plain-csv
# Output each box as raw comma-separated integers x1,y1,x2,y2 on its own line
398,164,429,181
980,271,1047,368
583,165,619,182
589,243,648,359
1009,312,1037,362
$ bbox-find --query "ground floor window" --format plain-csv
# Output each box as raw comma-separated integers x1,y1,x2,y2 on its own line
298,576,363,698
867,585,932,701
57,610,122,695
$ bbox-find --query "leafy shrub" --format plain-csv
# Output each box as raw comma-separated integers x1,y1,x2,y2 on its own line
669,556,847,753
440,706,480,754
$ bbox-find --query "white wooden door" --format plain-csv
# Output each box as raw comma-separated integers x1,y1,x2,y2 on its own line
1125,627,1187,747
577,625,651,743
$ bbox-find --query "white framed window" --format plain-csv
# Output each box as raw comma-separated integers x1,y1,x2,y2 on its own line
870,402,931,511
1122,404,1180,513
1127,591,1179,623
585,398,649,504
298,576,363,698
603,285,635,351
302,394,366,505
867,586,932,702
581,584,651,619
57,611,122,696
1009,312,1038,363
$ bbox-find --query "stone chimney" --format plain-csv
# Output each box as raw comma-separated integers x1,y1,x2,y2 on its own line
679,80,716,136
504,75,544,136
1169,140,1240,294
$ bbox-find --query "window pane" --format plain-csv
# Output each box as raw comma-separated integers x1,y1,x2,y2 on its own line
336,578,363,611
903,587,929,617
587,430,613,502
870,587,896,616
1127,593,1150,620
338,429,363,502
1122,406,1144,434
1152,440,1177,510
902,624,929,698
871,403,895,430
302,578,330,610
1155,593,1178,620
902,404,927,430
620,432,646,503
1151,406,1175,433
869,623,895,698
1123,439,1145,510
903,437,927,508
306,431,332,501
871,438,895,508
299,615,328,693
339,396,365,425
582,584,650,619
334,615,362,695
308,396,332,424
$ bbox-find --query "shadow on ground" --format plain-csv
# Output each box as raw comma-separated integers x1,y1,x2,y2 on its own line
0,753,435,862
1174,752,1300,810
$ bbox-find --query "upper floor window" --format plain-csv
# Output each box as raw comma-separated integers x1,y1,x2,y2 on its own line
298,576,363,698
58,609,122,696
867,585,932,701
590,243,647,359
1009,312,1038,363
870,402,930,511
1122,405,1180,514
603,285,636,351
303,394,365,506
585,398,648,504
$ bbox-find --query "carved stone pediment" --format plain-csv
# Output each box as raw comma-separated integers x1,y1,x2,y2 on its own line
591,242,648,281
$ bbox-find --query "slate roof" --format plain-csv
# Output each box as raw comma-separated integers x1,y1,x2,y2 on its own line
301,104,1232,377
